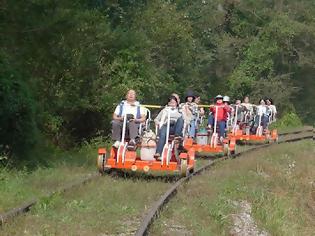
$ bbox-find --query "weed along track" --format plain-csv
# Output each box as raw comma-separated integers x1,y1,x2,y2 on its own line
0,128,313,235
136,129,314,236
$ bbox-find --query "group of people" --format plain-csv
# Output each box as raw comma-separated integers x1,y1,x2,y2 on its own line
111,89,277,159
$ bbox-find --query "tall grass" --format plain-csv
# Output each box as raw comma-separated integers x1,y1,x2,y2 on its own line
0,136,106,212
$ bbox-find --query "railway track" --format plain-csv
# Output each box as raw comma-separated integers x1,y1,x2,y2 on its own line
135,128,313,236
0,128,313,232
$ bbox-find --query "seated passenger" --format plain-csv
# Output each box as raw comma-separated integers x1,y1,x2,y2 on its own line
194,94,205,129
233,99,246,124
223,96,232,128
182,91,199,138
252,98,269,133
194,94,205,117
208,95,231,142
241,96,254,125
112,89,146,149
154,96,184,159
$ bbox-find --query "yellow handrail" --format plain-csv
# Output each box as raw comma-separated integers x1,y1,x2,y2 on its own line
141,104,163,109
141,104,213,108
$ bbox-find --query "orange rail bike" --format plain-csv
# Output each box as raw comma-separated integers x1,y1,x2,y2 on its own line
184,105,236,157
227,105,278,143
97,107,195,177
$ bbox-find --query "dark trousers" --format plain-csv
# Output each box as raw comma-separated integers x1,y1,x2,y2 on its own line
253,115,269,129
156,118,184,155
112,120,139,141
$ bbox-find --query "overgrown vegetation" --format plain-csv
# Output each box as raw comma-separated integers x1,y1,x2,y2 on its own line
1,0,315,162
0,141,98,212
270,112,303,130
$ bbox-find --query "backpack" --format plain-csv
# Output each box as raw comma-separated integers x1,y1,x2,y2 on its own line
118,100,141,119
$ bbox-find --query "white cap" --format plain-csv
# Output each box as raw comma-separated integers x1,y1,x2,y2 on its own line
223,96,230,102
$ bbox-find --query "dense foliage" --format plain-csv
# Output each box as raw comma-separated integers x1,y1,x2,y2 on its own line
1,0,314,159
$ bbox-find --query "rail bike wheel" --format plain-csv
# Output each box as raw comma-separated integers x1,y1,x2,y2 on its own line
180,159,188,177
97,153,107,175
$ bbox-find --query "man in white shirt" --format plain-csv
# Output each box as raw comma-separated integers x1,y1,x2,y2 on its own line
112,90,146,148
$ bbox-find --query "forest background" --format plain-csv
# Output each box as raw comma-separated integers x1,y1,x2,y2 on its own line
1,0,314,163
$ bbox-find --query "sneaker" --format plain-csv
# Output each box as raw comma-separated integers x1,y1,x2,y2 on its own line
128,139,136,146
174,136,183,142
112,141,120,149
127,139,136,151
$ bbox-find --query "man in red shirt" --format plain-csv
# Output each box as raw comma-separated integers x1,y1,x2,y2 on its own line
208,95,231,142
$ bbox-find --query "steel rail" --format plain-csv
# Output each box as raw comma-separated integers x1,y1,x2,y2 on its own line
0,173,98,225
135,131,313,236
0,128,312,227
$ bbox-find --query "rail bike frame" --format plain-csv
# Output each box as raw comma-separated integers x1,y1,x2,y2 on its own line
184,105,236,156
97,107,195,176
228,107,278,143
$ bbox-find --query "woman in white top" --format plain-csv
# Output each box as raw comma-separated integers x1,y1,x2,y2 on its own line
266,98,277,123
154,96,184,158
253,99,269,131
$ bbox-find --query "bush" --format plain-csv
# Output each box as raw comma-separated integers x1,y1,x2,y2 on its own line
270,112,302,130
0,53,37,161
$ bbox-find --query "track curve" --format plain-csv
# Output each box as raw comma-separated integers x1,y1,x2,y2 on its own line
135,129,314,236
0,128,313,228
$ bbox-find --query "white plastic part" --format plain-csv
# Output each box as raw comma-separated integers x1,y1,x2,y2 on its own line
167,143,172,166
121,142,128,164
117,114,127,163
256,114,262,136
211,105,219,147
233,105,239,134
140,147,156,161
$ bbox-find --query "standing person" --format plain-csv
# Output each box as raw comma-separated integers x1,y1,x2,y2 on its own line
208,95,231,142
266,98,277,123
154,96,184,159
112,89,146,148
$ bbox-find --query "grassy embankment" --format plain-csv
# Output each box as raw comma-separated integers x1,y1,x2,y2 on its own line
1,125,310,212
150,140,315,235
1,174,172,235
0,129,212,215
0,139,101,213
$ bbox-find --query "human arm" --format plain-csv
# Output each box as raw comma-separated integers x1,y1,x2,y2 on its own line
113,105,123,121
154,109,164,126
